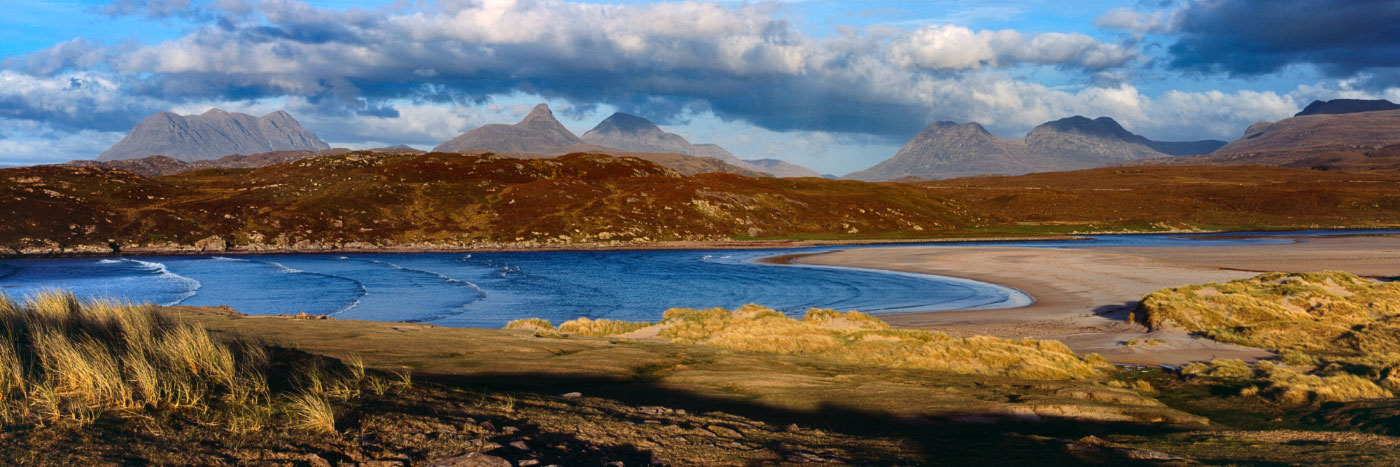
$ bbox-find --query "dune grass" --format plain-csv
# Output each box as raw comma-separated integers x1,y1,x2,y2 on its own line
1140,272,1400,403
511,305,1109,381
557,317,651,337
0,290,382,429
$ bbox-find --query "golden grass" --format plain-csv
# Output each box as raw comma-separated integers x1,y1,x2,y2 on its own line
557,317,651,337
1140,272,1400,403
0,290,374,427
511,305,1108,381
505,318,559,337
286,391,336,433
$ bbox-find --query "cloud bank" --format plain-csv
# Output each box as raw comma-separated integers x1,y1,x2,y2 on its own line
1,0,1397,166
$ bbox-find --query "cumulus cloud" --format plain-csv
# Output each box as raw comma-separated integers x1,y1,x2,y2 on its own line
1166,0,1400,77
891,25,1138,71
1094,7,1180,34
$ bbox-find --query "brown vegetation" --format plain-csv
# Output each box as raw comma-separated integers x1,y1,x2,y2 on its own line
5,152,1400,255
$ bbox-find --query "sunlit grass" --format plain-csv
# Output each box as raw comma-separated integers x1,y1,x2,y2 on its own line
509,305,1109,381
0,290,377,428
1141,272,1400,403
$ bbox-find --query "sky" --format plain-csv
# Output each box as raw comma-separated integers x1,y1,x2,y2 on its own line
2,0,1398,174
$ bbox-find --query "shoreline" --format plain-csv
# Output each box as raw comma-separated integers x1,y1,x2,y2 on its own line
789,234,1400,366
2,234,1093,259
8,225,1395,260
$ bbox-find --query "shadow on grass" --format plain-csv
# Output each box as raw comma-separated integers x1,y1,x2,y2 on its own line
414,370,1195,466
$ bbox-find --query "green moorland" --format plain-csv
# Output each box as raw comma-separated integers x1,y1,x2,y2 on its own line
4,288,1400,465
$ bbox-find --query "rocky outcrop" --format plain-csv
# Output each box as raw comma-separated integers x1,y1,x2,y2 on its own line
99,109,329,162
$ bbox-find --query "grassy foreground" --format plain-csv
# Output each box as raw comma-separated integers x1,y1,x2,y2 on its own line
4,290,1400,465
511,306,1110,381
1140,272,1400,405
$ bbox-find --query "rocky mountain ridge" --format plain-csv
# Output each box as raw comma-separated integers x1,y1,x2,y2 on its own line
847,116,1226,181
99,109,329,162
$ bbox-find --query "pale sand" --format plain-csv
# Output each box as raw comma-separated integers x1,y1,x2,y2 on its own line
793,235,1400,366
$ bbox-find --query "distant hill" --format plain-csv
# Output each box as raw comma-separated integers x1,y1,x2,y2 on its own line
434,104,608,154
7,154,1400,255
581,113,697,155
98,109,329,162
741,159,822,178
70,149,357,177
581,112,824,177
1211,109,1400,155
1295,99,1400,116
847,116,1222,181
845,122,1031,181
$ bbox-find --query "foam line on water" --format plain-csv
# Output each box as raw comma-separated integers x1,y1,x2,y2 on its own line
338,257,489,322
102,258,203,306
238,258,369,316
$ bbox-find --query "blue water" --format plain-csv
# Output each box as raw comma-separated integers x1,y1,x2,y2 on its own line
0,230,1392,327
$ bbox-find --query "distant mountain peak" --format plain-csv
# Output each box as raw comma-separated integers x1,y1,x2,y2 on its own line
520,103,557,124
588,113,663,134
98,109,329,162
433,103,585,154
1295,99,1400,117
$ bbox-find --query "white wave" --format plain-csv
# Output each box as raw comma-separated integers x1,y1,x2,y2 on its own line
211,256,249,262
109,258,201,306
369,259,488,297
263,261,304,274
97,259,122,264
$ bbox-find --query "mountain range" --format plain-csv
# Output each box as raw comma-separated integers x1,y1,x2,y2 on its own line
98,109,329,162
846,116,1227,181
1137,99,1400,171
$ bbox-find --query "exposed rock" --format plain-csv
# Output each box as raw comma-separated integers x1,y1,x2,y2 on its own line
194,235,228,252
99,109,329,162
560,392,582,399
303,453,331,467
426,452,512,467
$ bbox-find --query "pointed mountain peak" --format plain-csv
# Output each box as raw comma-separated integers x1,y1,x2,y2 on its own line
201,108,229,116
518,103,557,125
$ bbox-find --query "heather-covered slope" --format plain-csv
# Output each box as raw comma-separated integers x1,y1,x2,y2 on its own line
5,153,1400,255
0,152,973,254
1212,110,1400,155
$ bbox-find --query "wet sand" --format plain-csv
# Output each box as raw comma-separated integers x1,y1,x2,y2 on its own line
793,235,1400,366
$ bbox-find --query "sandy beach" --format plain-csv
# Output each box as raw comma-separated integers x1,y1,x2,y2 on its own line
793,235,1400,366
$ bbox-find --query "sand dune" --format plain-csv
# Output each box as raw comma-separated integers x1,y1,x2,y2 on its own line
795,235,1400,366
